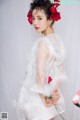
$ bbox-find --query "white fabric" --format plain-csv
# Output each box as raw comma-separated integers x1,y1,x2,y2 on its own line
0,1,80,120
17,33,67,120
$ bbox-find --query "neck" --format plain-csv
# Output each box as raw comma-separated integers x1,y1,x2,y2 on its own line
42,27,54,36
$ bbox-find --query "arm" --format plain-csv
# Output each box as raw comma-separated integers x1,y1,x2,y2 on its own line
36,40,60,107
36,40,48,87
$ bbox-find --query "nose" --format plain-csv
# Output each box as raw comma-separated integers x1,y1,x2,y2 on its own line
33,19,38,26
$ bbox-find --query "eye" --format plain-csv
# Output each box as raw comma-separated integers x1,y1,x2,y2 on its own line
38,18,42,20
32,17,35,20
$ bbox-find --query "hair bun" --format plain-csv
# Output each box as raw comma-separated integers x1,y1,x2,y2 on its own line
32,0,50,4
31,0,51,9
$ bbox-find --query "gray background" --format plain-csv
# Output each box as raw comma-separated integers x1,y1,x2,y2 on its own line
0,0,80,120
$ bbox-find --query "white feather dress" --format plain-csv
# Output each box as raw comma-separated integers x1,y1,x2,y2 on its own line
17,33,67,120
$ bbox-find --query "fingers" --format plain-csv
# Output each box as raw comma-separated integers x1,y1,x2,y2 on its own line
45,97,57,107
53,89,59,96
43,88,60,108
52,92,60,99
45,98,51,104
45,100,57,107
51,90,60,106
39,93,57,107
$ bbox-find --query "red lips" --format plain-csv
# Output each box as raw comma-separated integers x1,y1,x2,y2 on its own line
35,27,40,30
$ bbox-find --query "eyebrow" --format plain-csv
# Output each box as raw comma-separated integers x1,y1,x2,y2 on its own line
32,15,43,18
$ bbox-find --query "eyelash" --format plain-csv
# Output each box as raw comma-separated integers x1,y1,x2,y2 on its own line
32,18,42,20
38,18,42,20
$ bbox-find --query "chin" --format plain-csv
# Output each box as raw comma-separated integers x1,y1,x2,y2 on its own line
35,29,42,33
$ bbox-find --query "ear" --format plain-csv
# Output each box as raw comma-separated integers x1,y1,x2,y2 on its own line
48,19,53,26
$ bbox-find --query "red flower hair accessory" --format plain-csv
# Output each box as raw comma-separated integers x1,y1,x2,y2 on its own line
54,0,60,2
50,0,61,21
27,11,32,24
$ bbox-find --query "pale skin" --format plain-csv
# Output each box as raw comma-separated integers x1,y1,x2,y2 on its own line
39,83,60,107
32,8,60,120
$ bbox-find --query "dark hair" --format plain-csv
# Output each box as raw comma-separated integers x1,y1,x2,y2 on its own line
30,0,54,25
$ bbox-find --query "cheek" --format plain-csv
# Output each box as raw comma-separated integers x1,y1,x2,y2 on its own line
40,19,48,29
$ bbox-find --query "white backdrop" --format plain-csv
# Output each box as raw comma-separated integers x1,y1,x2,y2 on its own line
0,0,80,120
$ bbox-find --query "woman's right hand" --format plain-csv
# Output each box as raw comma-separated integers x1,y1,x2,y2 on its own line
39,89,60,107
45,89,60,107
44,97,57,107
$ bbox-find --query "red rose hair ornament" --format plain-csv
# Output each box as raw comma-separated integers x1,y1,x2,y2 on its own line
54,0,60,2
50,0,61,21
27,11,32,24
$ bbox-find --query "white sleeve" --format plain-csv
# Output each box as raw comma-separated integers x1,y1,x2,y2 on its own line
30,38,67,96
30,39,54,96
54,39,67,84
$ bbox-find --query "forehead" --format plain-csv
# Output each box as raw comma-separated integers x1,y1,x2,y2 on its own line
32,9,46,17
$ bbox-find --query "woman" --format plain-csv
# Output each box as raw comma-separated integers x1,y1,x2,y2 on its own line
17,0,67,120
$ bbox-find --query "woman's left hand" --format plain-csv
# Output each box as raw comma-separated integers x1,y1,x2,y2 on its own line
52,89,60,101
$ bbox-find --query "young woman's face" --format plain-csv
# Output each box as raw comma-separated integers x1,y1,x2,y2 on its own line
32,9,51,33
